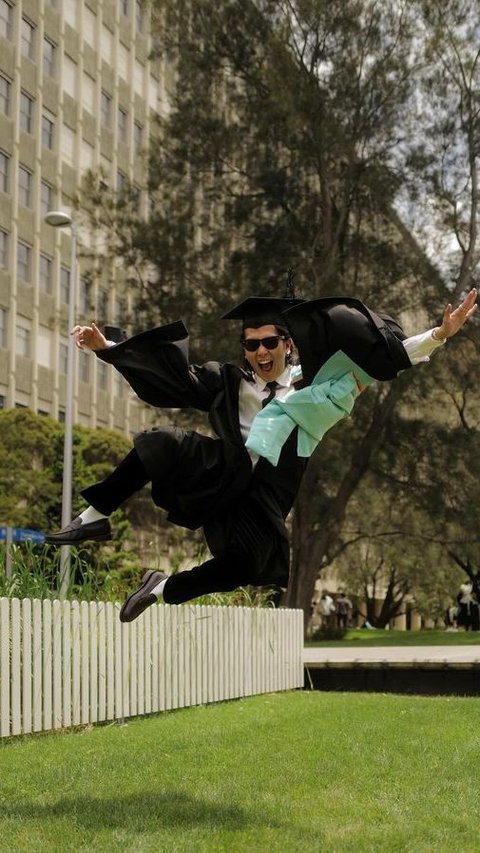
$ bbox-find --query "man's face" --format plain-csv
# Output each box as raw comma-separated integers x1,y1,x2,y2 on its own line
242,324,291,382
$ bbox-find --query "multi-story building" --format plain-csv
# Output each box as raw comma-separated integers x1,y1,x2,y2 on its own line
0,0,167,435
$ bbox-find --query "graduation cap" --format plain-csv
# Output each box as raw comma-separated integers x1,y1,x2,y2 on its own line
221,296,305,330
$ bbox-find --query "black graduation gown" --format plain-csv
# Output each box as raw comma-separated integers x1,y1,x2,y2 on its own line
97,299,412,586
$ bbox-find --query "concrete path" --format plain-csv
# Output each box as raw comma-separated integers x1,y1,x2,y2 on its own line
304,645,480,667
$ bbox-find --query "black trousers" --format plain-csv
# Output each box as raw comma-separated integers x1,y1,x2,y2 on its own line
81,448,276,605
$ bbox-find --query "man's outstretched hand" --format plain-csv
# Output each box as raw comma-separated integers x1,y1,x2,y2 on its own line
70,322,114,351
434,287,478,340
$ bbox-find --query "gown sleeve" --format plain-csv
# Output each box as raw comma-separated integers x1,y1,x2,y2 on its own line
95,321,223,411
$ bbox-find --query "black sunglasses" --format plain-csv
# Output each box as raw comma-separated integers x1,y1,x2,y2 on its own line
241,335,287,352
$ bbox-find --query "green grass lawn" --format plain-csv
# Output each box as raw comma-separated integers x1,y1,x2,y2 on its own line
308,628,480,647
1,691,480,852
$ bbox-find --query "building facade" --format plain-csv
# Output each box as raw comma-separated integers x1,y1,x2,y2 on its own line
0,0,167,435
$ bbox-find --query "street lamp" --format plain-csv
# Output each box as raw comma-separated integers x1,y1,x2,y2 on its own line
44,210,77,598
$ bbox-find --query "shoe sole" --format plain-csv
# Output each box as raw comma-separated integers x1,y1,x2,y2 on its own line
45,533,112,545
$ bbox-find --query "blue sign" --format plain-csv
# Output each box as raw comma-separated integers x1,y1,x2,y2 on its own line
0,526,45,544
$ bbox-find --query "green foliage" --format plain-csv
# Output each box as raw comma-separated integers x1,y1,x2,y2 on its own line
0,542,132,602
76,0,480,625
0,409,63,530
0,410,146,598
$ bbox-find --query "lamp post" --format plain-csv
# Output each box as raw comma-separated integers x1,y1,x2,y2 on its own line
44,210,77,598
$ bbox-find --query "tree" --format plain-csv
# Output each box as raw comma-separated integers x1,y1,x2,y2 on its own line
78,0,480,628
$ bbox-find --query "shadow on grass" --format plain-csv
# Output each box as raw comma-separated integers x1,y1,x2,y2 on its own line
3,790,280,833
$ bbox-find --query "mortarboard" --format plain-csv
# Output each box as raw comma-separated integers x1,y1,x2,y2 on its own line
221,296,305,330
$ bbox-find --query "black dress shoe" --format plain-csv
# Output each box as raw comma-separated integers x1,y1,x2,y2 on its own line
119,570,168,623
45,516,112,545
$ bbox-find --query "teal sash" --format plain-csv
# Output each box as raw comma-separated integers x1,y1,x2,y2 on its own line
245,352,374,466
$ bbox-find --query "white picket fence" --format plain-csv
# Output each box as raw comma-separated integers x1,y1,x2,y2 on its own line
0,598,304,738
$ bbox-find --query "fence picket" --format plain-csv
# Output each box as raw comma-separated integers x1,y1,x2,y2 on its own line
22,598,32,734
32,599,42,732
144,608,152,715
89,602,98,724
106,603,115,721
98,603,106,722
80,602,90,724
52,600,62,730
71,601,81,725
0,598,303,739
0,599,10,737
11,599,21,735
42,600,52,731
62,601,71,729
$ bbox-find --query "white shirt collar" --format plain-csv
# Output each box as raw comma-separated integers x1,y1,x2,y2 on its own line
253,365,294,391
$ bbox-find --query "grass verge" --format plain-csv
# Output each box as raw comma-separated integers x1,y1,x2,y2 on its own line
1,691,480,852
307,628,480,646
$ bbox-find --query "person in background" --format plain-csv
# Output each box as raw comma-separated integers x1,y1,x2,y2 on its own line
335,590,353,630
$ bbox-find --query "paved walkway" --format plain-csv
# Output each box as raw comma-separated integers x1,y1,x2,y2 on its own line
304,645,480,667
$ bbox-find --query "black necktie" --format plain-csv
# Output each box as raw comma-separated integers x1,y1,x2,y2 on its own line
262,381,278,408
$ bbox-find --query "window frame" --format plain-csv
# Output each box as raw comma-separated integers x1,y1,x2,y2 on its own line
21,17,36,61
19,91,34,134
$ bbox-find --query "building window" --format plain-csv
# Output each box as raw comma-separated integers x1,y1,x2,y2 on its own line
38,326,52,368
80,139,94,173
114,371,124,398
97,289,109,318
97,360,108,390
114,295,125,320
60,266,70,304
118,43,129,80
133,120,143,152
20,92,34,134
63,55,77,99
39,254,53,294
120,0,129,16
0,75,11,116
64,0,78,29
135,0,144,32
18,165,32,207
21,18,36,61
43,38,56,78
118,107,128,143
15,323,31,358
84,7,96,49
100,91,112,128
0,151,9,192
0,307,7,348
82,72,95,113
79,351,89,382
0,230,8,269
79,277,90,315
40,181,54,217
42,111,55,150
17,241,32,282
58,408,66,423
101,26,113,65
134,60,144,96
59,342,68,374
116,170,126,194
0,1,13,40
61,124,75,166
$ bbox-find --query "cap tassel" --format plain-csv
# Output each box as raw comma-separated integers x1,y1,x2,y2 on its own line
285,268,296,300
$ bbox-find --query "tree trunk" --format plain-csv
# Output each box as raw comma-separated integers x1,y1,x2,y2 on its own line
284,379,407,631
